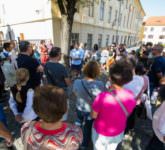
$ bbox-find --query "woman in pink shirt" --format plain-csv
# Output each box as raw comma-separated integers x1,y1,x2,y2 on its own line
91,59,136,150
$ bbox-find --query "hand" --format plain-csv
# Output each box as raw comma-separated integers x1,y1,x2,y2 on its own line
15,115,23,123
5,133,13,147
37,65,44,72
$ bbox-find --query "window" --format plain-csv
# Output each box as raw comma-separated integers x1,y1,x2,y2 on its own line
98,34,102,48
162,27,165,32
144,27,147,31
108,7,112,23
123,16,126,27
100,0,105,21
159,35,165,39
88,0,94,17
120,36,123,43
148,35,153,39
71,33,79,45
150,27,154,32
115,10,118,25
119,13,122,26
106,35,110,46
87,34,93,49
112,35,115,43
126,0,128,9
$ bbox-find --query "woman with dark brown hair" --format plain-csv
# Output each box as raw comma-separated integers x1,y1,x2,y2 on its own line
73,60,105,149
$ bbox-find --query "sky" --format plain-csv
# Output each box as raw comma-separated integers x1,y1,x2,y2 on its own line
140,0,165,18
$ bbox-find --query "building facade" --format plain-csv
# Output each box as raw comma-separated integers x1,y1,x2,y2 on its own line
0,0,145,49
143,16,165,45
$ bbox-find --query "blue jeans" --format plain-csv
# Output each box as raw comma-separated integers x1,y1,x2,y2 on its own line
75,109,93,147
0,105,6,126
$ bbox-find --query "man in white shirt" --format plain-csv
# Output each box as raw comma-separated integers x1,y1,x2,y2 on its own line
0,42,12,60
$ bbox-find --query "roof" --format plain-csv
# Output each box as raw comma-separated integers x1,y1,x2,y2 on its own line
144,16,165,26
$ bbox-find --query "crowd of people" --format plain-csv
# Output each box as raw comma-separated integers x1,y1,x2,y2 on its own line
0,40,165,150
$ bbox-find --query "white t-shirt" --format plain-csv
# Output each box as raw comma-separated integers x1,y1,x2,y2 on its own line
100,50,109,64
70,48,84,65
123,75,144,98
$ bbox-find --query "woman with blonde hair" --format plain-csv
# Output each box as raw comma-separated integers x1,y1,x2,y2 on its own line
73,60,105,149
9,68,37,123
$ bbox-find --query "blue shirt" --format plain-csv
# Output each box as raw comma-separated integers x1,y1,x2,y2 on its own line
70,48,84,65
149,56,165,88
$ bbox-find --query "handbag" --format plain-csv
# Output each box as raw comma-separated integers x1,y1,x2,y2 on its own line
81,80,94,105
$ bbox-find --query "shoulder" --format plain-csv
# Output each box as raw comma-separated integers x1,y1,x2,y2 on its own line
120,89,136,106
96,91,110,99
95,80,104,86
65,123,82,138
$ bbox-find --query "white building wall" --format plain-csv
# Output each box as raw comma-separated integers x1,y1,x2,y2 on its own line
0,0,53,41
0,0,144,48
143,26,165,45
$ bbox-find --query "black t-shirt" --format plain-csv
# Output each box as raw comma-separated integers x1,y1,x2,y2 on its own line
17,54,41,89
149,56,165,88
44,62,68,89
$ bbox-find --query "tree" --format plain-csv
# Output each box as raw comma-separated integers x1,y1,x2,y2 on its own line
55,0,96,55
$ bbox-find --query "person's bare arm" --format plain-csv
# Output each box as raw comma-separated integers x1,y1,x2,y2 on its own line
91,111,98,119
64,78,72,86
0,122,13,145
37,65,44,72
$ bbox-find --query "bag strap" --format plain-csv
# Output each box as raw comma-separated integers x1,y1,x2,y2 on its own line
136,76,148,100
111,92,129,117
81,80,94,100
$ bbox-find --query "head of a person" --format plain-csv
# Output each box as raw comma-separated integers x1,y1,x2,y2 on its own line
152,44,164,56
79,42,84,49
135,62,146,76
33,85,67,123
93,44,98,51
3,42,12,52
10,40,16,49
16,68,29,85
40,40,45,45
49,47,62,61
126,56,137,72
19,41,33,56
69,45,74,51
109,59,133,86
83,61,100,79
74,43,79,50
146,42,153,49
